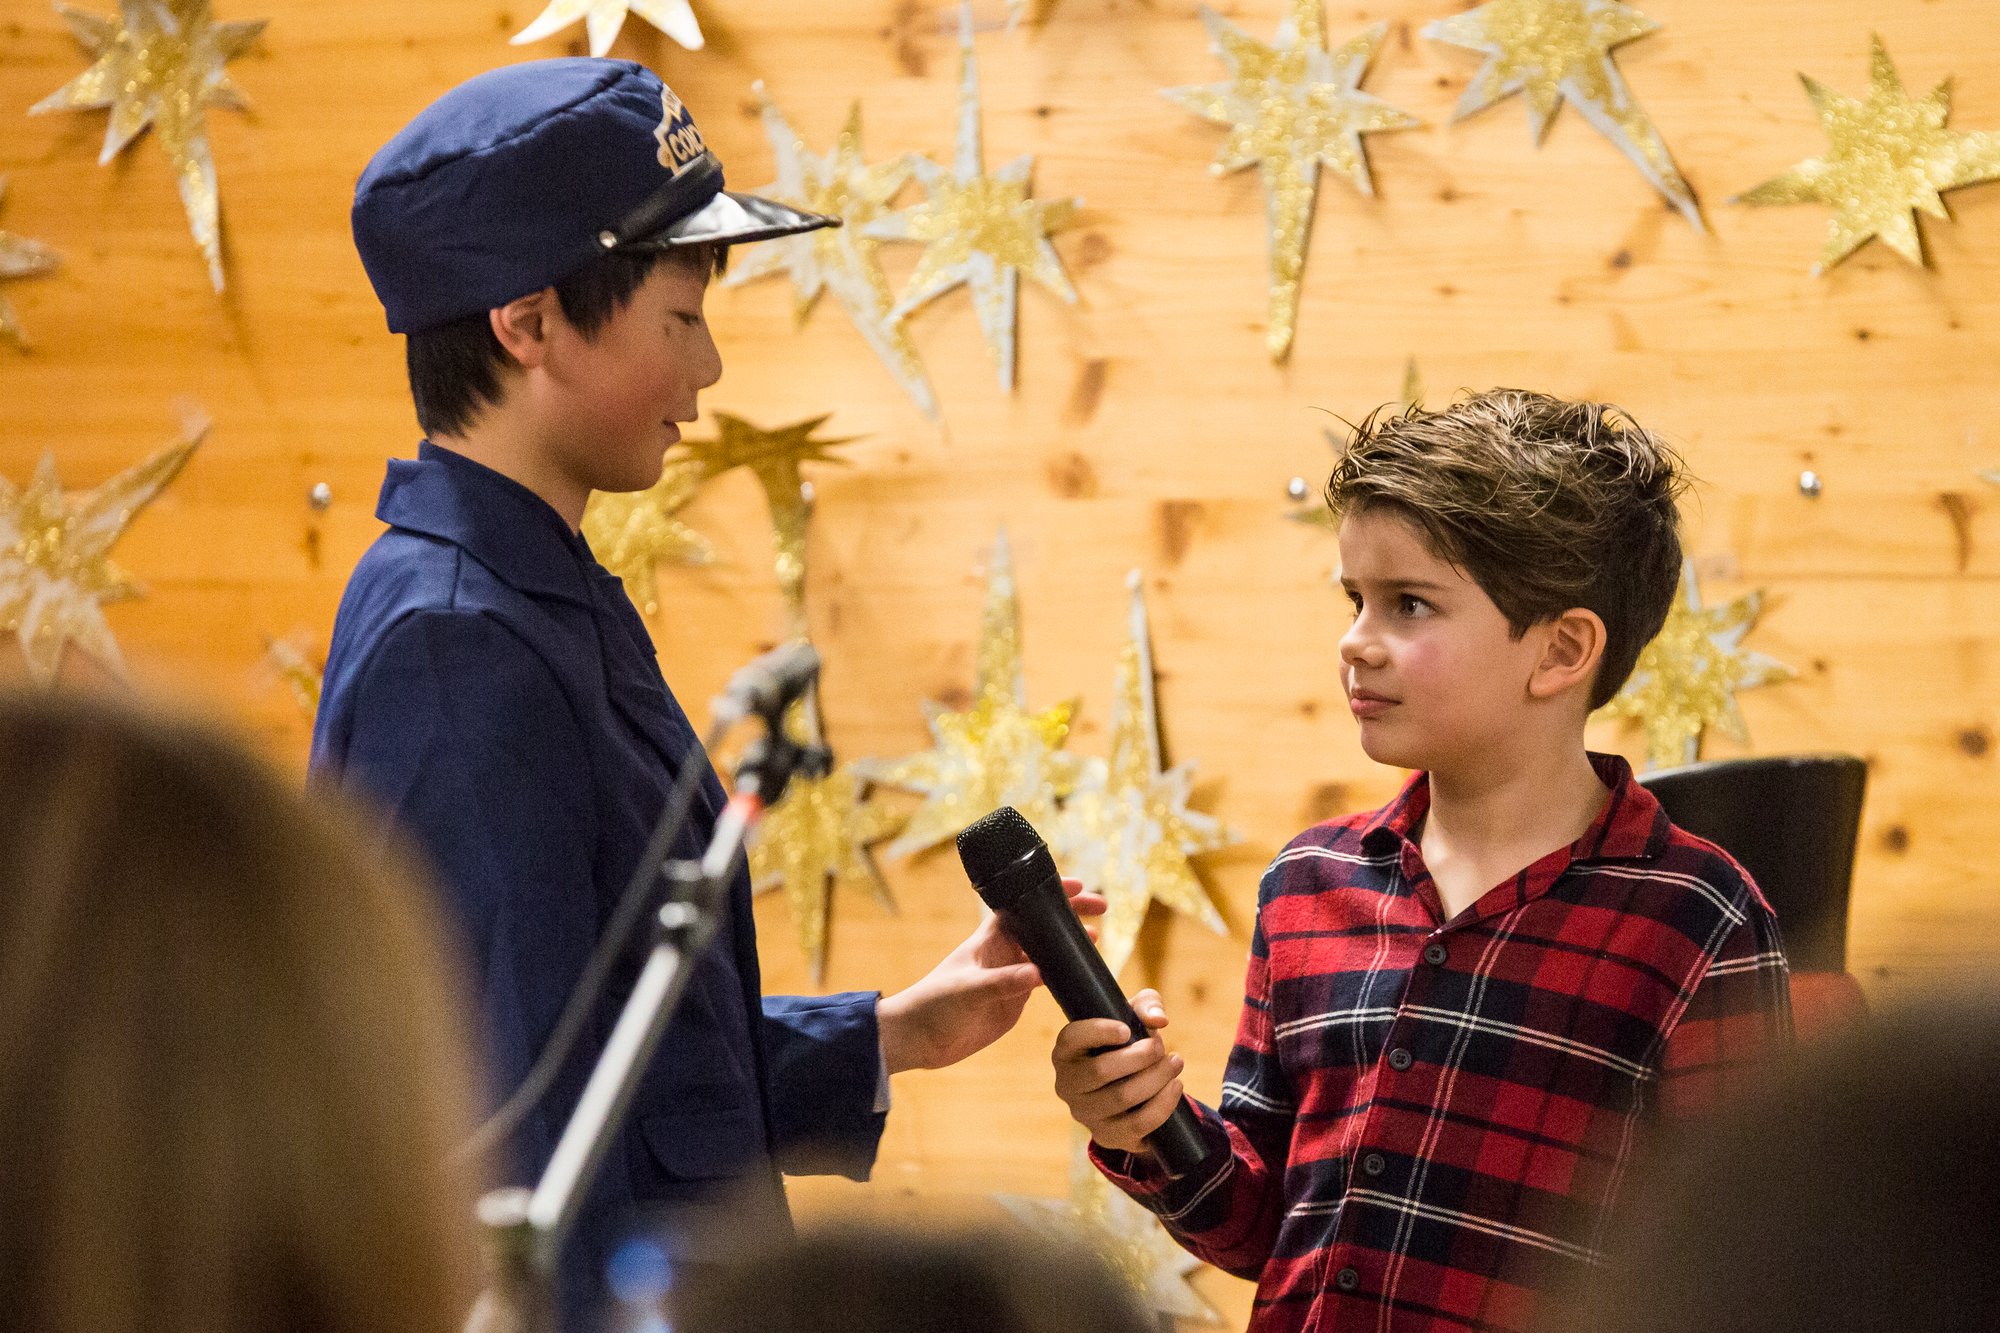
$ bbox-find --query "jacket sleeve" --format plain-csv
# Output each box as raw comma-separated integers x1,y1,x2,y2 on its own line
1656,900,1795,1121
761,992,888,1179
1089,906,1297,1280
323,607,601,1174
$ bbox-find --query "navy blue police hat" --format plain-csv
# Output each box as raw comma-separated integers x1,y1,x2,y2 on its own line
353,59,835,334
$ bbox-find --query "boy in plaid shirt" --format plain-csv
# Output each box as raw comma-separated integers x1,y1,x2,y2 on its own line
1051,390,1792,1333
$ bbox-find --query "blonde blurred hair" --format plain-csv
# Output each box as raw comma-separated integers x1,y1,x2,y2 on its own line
0,692,485,1333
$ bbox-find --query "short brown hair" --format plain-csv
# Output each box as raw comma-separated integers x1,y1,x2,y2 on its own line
0,693,485,1333
1323,388,1687,708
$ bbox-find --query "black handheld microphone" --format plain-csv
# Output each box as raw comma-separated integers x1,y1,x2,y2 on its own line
956,807,1212,1177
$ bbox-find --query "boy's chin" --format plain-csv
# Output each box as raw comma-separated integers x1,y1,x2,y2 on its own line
591,451,670,495
1355,722,1428,771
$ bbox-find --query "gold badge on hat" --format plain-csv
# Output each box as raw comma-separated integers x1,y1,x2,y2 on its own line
654,86,707,176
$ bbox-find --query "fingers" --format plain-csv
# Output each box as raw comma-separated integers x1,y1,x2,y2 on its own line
1101,1073,1187,1150
964,911,1028,967
1131,988,1171,1031
1051,1024,1176,1100
1055,1041,1186,1152
994,961,1040,992
1062,879,1108,917
1053,1017,1136,1058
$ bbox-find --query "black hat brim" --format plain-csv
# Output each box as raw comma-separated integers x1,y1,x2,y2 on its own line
642,191,839,248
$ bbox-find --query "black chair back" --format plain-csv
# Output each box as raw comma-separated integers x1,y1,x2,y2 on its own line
1636,754,1866,973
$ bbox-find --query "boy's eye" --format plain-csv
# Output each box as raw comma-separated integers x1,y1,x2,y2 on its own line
1344,589,1363,614
1398,594,1433,617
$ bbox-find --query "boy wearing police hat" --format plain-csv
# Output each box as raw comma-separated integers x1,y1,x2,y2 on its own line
312,59,1092,1310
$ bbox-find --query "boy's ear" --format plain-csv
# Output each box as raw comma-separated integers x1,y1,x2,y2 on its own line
1528,608,1607,701
488,288,559,368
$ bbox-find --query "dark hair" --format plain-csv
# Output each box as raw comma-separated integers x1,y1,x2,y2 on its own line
1557,993,2000,1333
671,1220,1157,1333
406,243,724,438
0,692,486,1333
1323,388,1688,708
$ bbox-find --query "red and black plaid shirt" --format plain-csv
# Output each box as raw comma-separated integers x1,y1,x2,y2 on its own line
1094,753,1792,1333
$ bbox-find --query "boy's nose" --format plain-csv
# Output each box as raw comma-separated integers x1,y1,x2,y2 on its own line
693,324,724,392
1339,620,1385,669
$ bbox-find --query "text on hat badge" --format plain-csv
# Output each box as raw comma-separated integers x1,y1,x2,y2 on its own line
654,86,706,175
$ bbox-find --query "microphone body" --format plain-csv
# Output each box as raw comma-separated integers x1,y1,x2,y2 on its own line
957,808,1212,1178
711,640,821,726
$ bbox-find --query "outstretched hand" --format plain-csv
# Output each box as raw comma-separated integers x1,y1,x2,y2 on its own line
877,877,1104,1074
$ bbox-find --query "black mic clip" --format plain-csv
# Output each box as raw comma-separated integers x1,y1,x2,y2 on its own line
731,728,832,809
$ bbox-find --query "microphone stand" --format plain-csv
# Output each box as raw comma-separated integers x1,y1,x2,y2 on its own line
468,689,830,1333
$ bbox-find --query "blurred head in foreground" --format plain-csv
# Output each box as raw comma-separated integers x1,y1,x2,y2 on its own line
671,1219,1157,1333
0,693,485,1333
1558,992,2000,1333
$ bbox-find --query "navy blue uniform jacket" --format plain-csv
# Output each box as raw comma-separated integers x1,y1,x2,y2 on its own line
310,442,885,1254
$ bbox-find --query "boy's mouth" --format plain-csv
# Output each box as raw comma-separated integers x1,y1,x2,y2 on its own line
1349,687,1398,718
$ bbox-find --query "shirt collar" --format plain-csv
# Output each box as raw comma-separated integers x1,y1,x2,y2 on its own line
375,440,595,607
1358,751,1670,864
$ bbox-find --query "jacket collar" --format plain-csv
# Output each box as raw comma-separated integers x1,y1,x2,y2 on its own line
375,440,595,607
1359,751,1670,864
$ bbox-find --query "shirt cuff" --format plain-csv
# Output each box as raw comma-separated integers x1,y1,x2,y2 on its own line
872,1034,892,1114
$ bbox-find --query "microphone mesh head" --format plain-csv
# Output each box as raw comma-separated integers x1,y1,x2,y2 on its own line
956,806,1044,888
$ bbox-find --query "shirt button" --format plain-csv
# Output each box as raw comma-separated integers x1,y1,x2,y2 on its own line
1423,942,1449,966
1335,1266,1361,1292
1387,1047,1414,1072
1361,1152,1386,1177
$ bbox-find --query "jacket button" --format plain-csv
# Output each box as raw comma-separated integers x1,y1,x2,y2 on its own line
1362,1152,1386,1177
1387,1047,1414,1072
1423,942,1448,966
1335,1266,1361,1292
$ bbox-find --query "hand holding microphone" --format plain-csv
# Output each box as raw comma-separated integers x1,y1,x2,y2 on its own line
1049,987,1188,1159
956,807,1212,1177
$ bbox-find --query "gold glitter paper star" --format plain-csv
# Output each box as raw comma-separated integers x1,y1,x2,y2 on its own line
856,529,1083,859
1595,561,1795,768
995,1132,1219,1325
672,414,855,635
0,179,61,350
261,631,323,716
726,89,937,418
31,0,266,292
510,0,702,56
1166,4,1421,363
866,3,1080,392
583,456,715,618
1734,37,2000,273
0,411,205,685
749,700,908,981
1424,0,1700,229
1050,574,1233,977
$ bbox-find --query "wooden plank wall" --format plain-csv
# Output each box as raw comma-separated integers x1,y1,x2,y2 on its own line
6,0,1998,1320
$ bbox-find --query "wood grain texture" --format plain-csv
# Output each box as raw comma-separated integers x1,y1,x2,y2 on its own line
6,1,1999,1321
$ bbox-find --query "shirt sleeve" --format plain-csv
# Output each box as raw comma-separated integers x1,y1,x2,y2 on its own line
328,608,602,1171
759,992,889,1179
1655,902,1795,1120
1089,907,1298,1281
